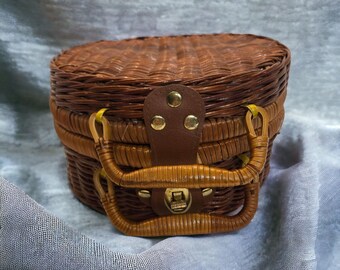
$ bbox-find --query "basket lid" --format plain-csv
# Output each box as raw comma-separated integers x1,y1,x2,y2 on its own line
50,33,290,119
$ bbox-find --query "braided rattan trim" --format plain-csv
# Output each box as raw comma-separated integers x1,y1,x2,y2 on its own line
54,108,282,168
50,89,286,145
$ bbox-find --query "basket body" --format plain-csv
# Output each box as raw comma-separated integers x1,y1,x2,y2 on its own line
50,33,290,236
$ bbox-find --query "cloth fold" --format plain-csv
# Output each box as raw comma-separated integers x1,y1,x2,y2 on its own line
1,116,339,269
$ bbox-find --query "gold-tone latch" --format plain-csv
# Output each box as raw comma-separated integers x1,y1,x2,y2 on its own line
164,188,192,214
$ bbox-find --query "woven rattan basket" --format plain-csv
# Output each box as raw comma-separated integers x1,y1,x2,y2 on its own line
50,33,290,237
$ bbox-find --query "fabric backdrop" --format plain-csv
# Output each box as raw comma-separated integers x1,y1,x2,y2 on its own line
0,1,339,269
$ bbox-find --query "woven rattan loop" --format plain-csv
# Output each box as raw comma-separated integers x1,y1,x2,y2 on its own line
89,111,112,143
89,104,269,189
245,105,268,139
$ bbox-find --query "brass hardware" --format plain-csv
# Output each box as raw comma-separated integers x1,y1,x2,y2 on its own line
167,91,182,108
184,115,199,130
164,188,191,214
238,154,250,167
138,189,151,199
95,108,109,124
202,188,213,197
151,115,166,130
245,104,259,118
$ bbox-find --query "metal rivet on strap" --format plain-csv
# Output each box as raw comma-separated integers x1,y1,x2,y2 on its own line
138,189,151,199
151,115,166,130
202,188,213,197
167,91,182,108
184,115,199,130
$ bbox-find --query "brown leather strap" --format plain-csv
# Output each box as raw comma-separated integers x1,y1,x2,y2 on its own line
143,84,205,165
143,84,207,215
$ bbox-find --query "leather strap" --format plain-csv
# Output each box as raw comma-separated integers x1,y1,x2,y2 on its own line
142,84,208,215
143,84,205,165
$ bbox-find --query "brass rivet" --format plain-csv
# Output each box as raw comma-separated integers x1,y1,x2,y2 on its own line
184,115,199,130
138,189,151,199
151,115,166,130
167,91,182,108
202,188,213,197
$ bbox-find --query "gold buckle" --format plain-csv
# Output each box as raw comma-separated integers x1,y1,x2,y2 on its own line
164,188,192,214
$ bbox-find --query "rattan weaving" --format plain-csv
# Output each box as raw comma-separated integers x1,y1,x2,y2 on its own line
50,33,290,236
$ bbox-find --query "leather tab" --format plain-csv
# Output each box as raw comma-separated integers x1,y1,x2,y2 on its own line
143,84,205,165
142,84,207,216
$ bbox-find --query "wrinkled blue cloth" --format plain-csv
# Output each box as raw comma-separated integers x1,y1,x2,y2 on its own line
0,1,339,269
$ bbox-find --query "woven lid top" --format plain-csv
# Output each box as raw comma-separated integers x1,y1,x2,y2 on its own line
50,33,290,118
52,33,288,84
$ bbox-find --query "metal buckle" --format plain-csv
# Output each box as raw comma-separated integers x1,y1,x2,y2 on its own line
164,188,192,214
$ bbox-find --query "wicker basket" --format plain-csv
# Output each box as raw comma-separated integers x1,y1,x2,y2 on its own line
50,33,290,236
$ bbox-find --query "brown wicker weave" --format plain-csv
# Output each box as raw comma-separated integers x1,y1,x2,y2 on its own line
50,33,290,237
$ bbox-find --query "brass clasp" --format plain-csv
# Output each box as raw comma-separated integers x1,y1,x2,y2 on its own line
164,188,192,214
